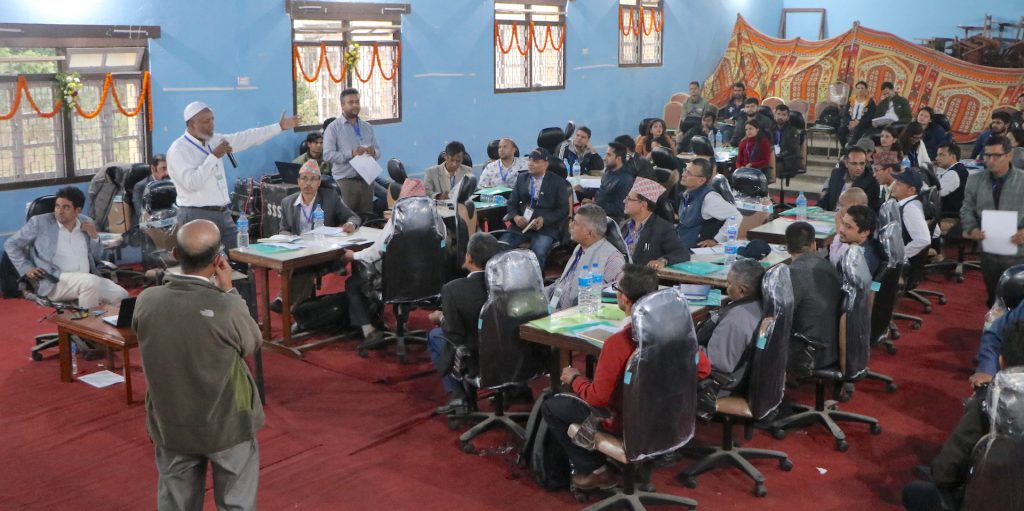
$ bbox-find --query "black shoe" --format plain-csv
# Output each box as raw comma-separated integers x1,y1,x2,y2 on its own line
269,298,283,314
435,398,467,415
356,330,386,351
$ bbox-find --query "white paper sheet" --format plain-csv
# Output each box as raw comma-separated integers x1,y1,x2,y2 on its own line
77,370,125,388
982,210,1019,256
309,226,347,237
350,155,383,185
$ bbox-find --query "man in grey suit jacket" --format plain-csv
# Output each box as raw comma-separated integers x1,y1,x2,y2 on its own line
273,162,361,312
961,135,1024,307
4,186,128,308
424,141,474,200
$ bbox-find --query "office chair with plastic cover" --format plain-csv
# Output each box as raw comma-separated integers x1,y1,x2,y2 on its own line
567,287,699,510
678,265,794,497
961,367,1024,511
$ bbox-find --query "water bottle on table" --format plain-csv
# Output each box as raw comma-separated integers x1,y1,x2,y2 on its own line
795,191,807,221
901,155,911,170
589,263,603,315
723,216,739,272
714,130,722,148
71,342,78,375
312,204,325,240
236,216,249,248
578,264,592,317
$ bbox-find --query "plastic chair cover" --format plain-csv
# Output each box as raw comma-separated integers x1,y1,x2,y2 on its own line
651,147,681,172
877,222,905,268
619,287,698,461
477,249,549,388
25,195,57,220
963,367,1024,511
733,167,768,199
828,82,850,105
709,174,735,204
876,198,902,234
689,136,714,158
839,245,872,379
142,181,178,230
382,196,447,303
747,264,793,420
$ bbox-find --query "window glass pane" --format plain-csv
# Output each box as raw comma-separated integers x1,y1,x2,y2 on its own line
495,23,529,90
0,48,59,76
530,25,563,88
19,83,62,180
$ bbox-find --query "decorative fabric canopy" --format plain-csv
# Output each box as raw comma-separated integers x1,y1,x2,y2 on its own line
704,15,1024,142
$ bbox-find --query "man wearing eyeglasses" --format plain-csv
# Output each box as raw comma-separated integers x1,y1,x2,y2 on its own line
818,144,881,212
961,135,1024,306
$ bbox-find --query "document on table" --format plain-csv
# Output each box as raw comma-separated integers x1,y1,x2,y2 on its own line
257,234,301,243
309,226,347,237
77,370,125,388
257,243,302,250
350,155,383,185
981,210,1019,256
691,246,725,255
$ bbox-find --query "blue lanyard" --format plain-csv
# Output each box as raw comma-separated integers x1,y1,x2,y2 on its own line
349,120,362,140
449,174,456,190
300,201,316,227
624,219,644,246
530,177,540,204
184,136,210,156
498,161,510,182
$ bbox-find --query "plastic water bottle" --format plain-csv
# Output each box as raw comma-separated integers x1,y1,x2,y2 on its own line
714,130,722,147
795,192,808,221
578,264,592,316
901,155,911,170
312,204,325,240
71,342,78,375
589,263,603,316
236,216,249,248
724,216,739,271
494,195,507,206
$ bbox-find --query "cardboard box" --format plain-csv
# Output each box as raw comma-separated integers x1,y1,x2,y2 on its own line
106,196,132,234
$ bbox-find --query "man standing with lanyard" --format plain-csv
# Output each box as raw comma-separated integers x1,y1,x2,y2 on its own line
167,101,298,249
323,88,381,214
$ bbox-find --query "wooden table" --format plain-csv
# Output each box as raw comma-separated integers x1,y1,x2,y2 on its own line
229,227,383,358
519,303,711,391
746,217,834,246
49,304,137,404
657,249,792,287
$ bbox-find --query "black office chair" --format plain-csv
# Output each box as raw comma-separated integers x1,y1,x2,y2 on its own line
486,139,500,161
359,196,447,363
122,163,152,233
436,150,473,167
961,367,1024,510
458,249,548,452
140,181,179,269
451,175,480,276
567,288,699,510
900,185,947,313
605,218,629,260
678,265,794,497
776,111,807,208
926,216,982,283
772,245,884,451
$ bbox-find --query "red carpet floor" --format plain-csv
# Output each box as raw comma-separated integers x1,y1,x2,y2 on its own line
0,265,989,510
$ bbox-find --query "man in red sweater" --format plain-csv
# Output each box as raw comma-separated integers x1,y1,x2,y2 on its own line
540,264,710,491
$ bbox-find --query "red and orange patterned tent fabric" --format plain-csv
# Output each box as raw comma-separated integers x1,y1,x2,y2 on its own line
704,15,1024,142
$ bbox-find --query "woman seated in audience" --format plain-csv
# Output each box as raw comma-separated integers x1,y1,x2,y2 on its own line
914,106,951,159
735,120,772,171
899,122,931,167
839,80,876,147
875,125,902,158
636,118,672,159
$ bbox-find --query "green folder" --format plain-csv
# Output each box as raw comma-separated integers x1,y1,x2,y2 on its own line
528,305,626,333
476,186,512,195
245,244,299,254
687,288,723,307
667,260,725,276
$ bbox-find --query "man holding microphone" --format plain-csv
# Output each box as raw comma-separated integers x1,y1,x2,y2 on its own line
167,101,298,249
323,88,381,215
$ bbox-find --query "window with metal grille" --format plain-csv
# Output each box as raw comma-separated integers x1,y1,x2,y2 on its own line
618,0,663,67
0,37,152,189
288,1,406,128
494,2,566,93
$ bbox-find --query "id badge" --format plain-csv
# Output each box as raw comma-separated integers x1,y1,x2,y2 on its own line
523,207,535,222
774,144,781,156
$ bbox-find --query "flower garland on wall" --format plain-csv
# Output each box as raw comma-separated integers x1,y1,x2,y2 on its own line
619,6,664,36
493,21,566,55
0,71,153,130
292,42,401,84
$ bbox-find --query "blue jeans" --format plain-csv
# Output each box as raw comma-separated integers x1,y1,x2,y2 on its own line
500,230,556,270
426,327,460,395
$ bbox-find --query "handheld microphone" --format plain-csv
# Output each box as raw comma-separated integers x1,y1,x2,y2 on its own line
217,137,238,168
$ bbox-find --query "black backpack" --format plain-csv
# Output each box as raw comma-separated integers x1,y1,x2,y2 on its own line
291,292,349,333
817,105,841,129
522,394,571,491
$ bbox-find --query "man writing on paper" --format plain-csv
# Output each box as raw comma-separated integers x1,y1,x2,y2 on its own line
324,88,381,214
425,141,474,200
168,101,298,249
961,135,1024,306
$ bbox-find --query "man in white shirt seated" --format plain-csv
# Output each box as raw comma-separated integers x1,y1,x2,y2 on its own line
675,158,741,249
544,204,625,311
933,141,970,218
478,138,527,189
4,186,129,309
891,169,931,265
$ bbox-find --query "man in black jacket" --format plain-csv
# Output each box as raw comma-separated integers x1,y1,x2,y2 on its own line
786,221,841,369
591,142,634,222
501,148,570,269
427,233,502,415
726,98,771,147
773,104,803,180
818,145,881,212
621,177,689,268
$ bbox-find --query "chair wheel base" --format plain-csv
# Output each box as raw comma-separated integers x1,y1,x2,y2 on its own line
357,348,368,358
31,351,43,361
923,306,933,314
682,476,698,489
870,423,882,435
754,482,767,497
779,459,793,471
911,322,922,330
886,382,898,392
461,441,475,454
886,344,898,355
938,297,947,305
836,439,849,452
772,428,786,440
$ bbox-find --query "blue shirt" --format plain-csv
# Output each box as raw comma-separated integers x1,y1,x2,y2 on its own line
322,117,381,181
978,301,1024,375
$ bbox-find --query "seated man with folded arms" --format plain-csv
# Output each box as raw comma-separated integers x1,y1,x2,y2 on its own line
678,112,719,153
675,158,741,249
425,141,474,200
699,259,765,394
4,186,129,309
501,148,570,270
621,177,689,269
272,160,360,314
786,222,842,369
426,232,502,415
827,187,869,268
559,126,605,178
479,138,527,189
587,142,634,223
342,179,426,350
836,204,886,276
545,204,625,311
543,264,710,491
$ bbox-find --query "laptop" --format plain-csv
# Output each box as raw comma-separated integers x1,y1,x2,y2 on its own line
101,297,137,328
275,161,303,184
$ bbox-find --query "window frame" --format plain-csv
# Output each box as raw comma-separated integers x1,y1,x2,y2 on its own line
286,1,407,131
0,23,157,191
493,1,567,94
617,0,663,68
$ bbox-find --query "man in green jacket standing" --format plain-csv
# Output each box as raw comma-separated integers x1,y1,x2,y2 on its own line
134,219,264,510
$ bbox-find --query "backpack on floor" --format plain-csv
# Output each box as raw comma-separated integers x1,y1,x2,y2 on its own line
523,393,571,491
292,292,349,333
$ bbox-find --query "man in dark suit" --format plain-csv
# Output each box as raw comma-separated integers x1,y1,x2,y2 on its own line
427,232,503,415
818,145,881,212
501,148,570,269
786,221,841,369
621,177,689,268
273,161,361,311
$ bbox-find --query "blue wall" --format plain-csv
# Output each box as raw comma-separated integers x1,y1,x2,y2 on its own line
0,0,782,238
781,0,1024,42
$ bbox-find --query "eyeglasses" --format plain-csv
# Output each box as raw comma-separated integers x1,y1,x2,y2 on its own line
298,175,321,182
624,196,643,203
984,153,1007,159
611,283,622,294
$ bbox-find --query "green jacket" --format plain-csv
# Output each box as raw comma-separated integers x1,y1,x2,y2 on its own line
134,273,264,454
293,152,332,174
682,96,716,121
876,94,912,123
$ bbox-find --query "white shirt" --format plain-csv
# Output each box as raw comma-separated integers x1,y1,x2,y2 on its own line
701,191,742,242
167,124,282,207
293,194,317,234
53,219,90,274
897,196,930,260
479,157,528,188
935,165,961,198
354,219,394,265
